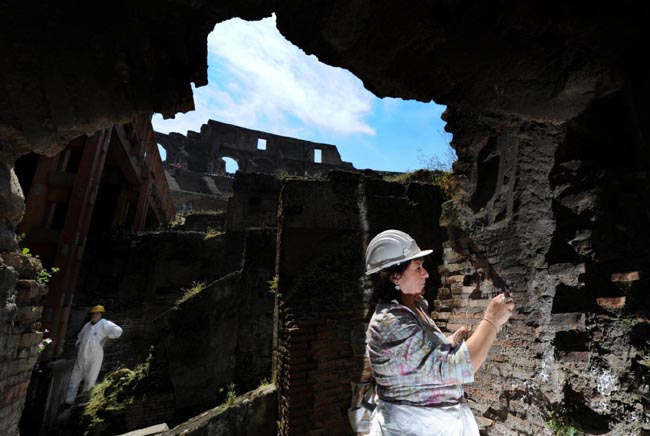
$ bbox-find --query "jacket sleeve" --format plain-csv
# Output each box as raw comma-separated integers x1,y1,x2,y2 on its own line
104,320,123,339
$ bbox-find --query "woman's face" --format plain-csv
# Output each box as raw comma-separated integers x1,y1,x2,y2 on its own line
392,258,429,295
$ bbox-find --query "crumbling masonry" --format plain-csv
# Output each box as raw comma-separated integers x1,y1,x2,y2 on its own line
1,2,650,435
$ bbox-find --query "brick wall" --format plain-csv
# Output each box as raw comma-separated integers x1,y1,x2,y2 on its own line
0,253,48,435
275,170,445,435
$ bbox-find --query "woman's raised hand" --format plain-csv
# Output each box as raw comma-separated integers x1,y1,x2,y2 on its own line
483,293,515,329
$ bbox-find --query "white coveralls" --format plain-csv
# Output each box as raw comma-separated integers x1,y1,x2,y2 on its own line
65,318,123,404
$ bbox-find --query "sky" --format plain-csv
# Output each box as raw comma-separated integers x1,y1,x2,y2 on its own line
152,15,453,173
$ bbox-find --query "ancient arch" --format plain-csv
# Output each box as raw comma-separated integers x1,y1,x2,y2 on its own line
219,153,244,174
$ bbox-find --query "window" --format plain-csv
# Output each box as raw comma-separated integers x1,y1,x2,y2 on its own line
314,149,322,163
257,138,267,150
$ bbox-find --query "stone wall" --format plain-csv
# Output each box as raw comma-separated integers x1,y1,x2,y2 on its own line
434,95,650,434
275,170,446,435
63,231,244,370
41,171,280,435
162,384,277,436
155,229,276,416
3,3,650,434
226,173,282,233
156,120,354,177
0,252,48,435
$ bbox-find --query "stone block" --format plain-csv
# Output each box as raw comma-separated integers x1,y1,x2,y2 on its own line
116,423,169,436
461,286,476,294
2,252,42,280
610,271,641,282
15,279,44,303
596,296,626,309
19,331,42,348
446,274,465,284
16,306,42,325
0,163,25,227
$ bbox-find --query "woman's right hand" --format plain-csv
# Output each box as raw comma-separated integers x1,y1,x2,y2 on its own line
483,293,515,328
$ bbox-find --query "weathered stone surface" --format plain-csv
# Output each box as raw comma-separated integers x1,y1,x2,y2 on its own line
226,172,282,232
3,1,645,158
117,422,169,436
1,2,649,435
157,119,353,177
0,254,46,435
161,384,277,436
63,230,244,371
435,89,650,433
596,297,626,310
156,271,243,409
155,229,275,413
276,170,446,434
180,211,226,233
1,252,42,280
610,271,641,283
0,163,24,233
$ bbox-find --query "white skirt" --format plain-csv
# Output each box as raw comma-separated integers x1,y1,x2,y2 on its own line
368,399,480,436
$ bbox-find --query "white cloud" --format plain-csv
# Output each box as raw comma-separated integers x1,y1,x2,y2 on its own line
153,15,376,138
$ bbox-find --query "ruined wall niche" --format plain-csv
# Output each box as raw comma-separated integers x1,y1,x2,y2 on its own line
470,137,500,213
466,133,519,228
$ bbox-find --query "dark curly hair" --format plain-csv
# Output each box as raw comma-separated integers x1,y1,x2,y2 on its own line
374,260,412,303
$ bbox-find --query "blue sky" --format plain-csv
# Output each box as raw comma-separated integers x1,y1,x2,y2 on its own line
152,15,453,173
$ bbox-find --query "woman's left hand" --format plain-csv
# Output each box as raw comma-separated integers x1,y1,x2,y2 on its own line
447,325,468,348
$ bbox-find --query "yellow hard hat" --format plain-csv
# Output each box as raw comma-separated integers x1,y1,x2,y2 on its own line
90,305,106,313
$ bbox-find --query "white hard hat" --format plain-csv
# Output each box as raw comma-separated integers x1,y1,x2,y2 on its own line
365,230,433,275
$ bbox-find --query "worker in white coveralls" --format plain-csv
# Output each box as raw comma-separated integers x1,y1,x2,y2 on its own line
64,305,123,405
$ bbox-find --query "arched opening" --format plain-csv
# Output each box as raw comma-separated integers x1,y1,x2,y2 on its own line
222,156,239,174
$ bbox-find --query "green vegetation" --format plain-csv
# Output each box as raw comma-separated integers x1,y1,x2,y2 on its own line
386,169,452,189
177,281,208,305
168,216,186,229
385,145,456,196
225,383,237,404
204,227,223,239
217,383,237,405
84,347,154,427
546,402,583,436
37,266,60,285
19,243,61,285
268,276,281,297
617,316,637,330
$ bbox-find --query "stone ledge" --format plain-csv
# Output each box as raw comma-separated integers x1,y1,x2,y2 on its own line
162,384,277,436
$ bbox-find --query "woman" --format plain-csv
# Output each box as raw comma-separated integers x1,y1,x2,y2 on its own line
365,230,514,436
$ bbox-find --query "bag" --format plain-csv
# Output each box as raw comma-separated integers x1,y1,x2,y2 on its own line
348,381,377,434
